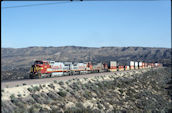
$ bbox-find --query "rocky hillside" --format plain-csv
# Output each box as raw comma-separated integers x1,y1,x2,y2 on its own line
1,68,171,113
1,46,171,80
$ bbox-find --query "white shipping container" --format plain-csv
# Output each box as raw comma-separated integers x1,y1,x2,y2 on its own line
130,61,134,66
110,61,117,66
155,63,158,67
135,62,138,66
139,62,142,66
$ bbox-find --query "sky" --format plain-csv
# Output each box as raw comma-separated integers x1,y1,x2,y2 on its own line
1,0,171,48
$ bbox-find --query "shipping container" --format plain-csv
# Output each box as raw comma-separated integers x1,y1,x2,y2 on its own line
139,62,143,69
134,62,138,69
110,61,117,71
151,63,154,68
130,61,135,69
110,61,117,67
118,66,124,71
130,61,134,66
142,62,145,68
148,63,152,68
125,66,130,70
155,63,158,67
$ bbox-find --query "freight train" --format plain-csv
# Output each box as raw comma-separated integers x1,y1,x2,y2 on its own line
30,60,162,79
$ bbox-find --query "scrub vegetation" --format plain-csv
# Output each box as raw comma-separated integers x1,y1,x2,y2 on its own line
1,67,171,113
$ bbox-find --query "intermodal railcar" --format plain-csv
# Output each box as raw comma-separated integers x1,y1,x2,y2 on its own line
30,60,162,79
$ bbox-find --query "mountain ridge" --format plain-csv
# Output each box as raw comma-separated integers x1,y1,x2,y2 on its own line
2,46,171,70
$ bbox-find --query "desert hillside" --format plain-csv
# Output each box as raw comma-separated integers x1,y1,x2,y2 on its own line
1,67,171,113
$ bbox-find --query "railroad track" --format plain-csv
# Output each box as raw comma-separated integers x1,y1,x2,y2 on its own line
1,69,149,89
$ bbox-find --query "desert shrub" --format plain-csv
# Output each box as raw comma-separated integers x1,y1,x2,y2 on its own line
54,80,57,84
92,109,102,113
118,89,124,94
83,91,92,100
94,89,101,97
44,98,53,105
47,92,58,100
65,81,70,85
6,85,9,88
83,78,88,81
10,94,16,103
48,83,55,90
31,94,44,104
81,84,87,90
72,82,80,91
16,84,19,87
1,89,4,92
64,106,95,113
26,97,36,105
69,90,75,96
23,83,27,86
28,86,40,93
17,94,21,97
39,84,43,89
33,86,41,92
51,107,63,113
59,81,64,85
64,107,81,113
96,82,104,89
27,87,33,92
75,102,84,109
97,103,103,109
57,91,67,97
40,93,49,99
66,89,70,92
14,107,28,113
39,107,50,113
103,102,110,109
28,105,39,113
42,84,46,87
88,80,92,84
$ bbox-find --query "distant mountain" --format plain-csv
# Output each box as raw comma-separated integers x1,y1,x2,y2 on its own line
1,46,171,70
1,46,171,80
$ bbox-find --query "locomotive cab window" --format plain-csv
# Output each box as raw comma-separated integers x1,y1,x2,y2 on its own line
34,61,43,65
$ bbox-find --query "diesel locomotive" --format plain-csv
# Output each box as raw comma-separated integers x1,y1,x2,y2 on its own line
30,60,162,79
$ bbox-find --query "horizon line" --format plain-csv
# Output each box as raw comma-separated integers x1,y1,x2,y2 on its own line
1,45,171,49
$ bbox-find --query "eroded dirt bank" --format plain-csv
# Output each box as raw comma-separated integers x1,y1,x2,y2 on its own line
1,67,171,113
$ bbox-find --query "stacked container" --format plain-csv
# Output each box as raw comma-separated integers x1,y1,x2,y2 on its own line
134,62,138,69
148,63,151,68
139,62,143,69
130,61,135,70
151,63,154,68
118,66,124,71
155,63,162,67
110,61,117,71
125,66,130,70
142,62,145,68
155,63,158,67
